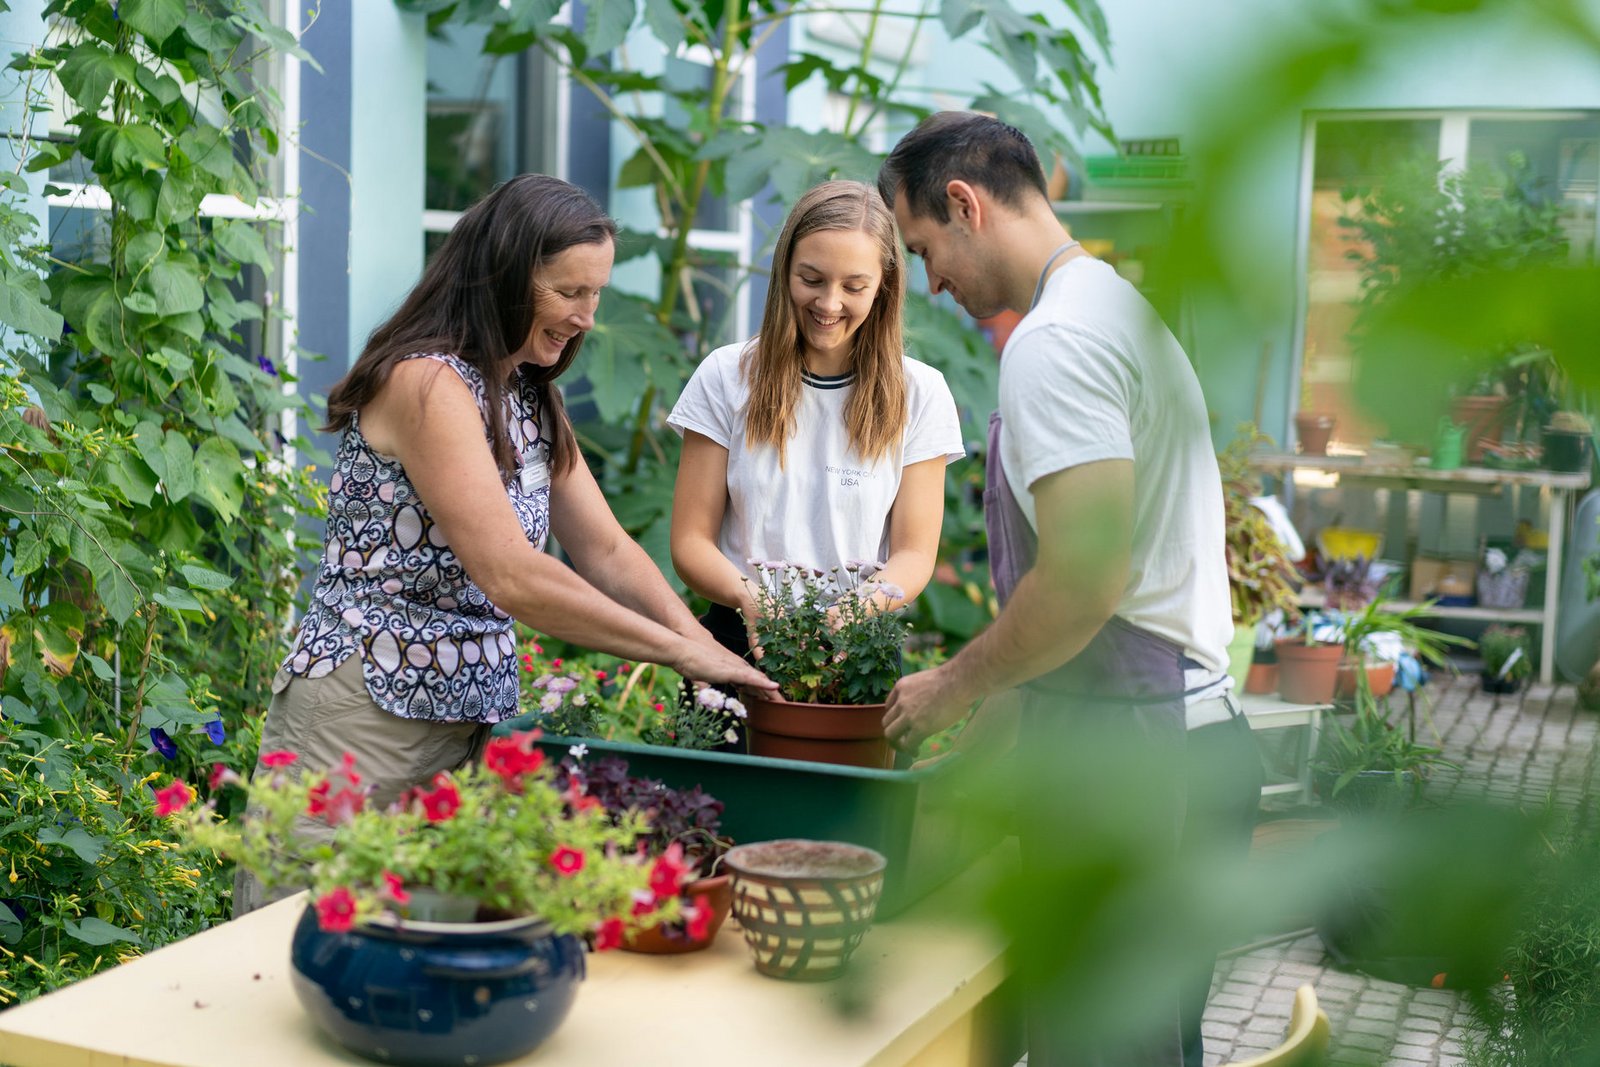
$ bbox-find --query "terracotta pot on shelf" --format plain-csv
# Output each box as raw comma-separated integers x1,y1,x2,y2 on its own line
1450,395,1508,463
1275,640,1344,704
1334,659,1396,701
1295,411,1336,456
622,874,733,955
744,695,893,770
1244,661,1280,696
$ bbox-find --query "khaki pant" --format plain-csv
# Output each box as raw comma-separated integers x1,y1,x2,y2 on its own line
232,654,490,917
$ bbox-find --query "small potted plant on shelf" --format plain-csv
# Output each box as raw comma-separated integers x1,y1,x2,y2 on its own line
1543,410,1594,474
1219,426,1302,694
1276,613,1347,705
741,559,910,769
1334,596,1474,702
168,732,684,1067
1480,624,1533,694
562,755,734,954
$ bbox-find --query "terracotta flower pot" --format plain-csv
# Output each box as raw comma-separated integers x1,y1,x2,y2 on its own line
622,874,733,955
1450,395,1508,463
724,839,886,981
1295,411,1336,456
744,694,892,770
1275,640,1344,704
1244,661,1280,696
1334,659,1396,701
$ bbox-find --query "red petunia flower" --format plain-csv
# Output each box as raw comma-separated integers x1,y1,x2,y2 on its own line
315,886,358,932
259,750,298,769
420,777,462,822
652,703,664,713
154,779,195,817
618,663,631,674
338,751,362,787
685,900,713,942
484,736,545,791
549,846,586,876
324,785,366,826
649,843,690,901
382,870,411,906
593,917,624,952
594,669,607,682
306,779,331,817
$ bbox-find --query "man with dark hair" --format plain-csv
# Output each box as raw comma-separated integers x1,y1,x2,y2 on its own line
879,111,1261,1067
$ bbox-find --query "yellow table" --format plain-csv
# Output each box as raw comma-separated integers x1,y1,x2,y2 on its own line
0,847,1016,1067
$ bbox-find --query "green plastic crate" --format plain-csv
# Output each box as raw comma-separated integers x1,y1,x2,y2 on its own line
531,735,1004,918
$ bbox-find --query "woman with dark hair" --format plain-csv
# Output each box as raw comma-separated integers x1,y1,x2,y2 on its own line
668,180,963,659
237,175,771,911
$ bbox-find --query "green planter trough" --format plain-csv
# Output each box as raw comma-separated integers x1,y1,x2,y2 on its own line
525,734,1003,919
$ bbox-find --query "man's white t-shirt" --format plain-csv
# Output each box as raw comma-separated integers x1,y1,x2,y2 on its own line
998,257,1232,703
668,341,965,585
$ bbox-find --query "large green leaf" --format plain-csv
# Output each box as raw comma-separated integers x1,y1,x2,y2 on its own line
38,826,107,865
178,127,236,183
211,221,272,269
640,0,687,50
0,272,64,339
583,0,637,54
55,42,137,113
180,562,235,592
110,125,169,172
121,0,187,44
133,421,168,482
580,296,680,423
147,259,206,316
162,429,196,502
64,917,142,947
194,437,246,522
730,128,879,206
71,522,144,625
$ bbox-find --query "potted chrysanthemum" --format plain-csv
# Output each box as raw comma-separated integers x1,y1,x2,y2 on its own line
164,730,693,1067
740,559,910,769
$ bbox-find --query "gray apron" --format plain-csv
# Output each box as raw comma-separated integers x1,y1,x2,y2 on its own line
984,408,1186,1067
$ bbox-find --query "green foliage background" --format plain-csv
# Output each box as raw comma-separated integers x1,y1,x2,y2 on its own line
0,0,320,1004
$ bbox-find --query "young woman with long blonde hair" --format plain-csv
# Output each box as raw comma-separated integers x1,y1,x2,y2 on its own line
669,180,963,661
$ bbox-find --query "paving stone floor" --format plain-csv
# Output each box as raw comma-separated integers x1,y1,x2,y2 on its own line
1200,673,1599,1066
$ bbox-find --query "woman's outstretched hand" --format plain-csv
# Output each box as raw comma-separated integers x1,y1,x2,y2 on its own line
675,636,777,694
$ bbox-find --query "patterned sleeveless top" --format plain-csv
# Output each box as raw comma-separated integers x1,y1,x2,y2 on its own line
280,353,551,722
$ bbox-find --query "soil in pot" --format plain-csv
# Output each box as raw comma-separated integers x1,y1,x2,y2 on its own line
622,874,733,955
724,839,886,981
744,694,892,769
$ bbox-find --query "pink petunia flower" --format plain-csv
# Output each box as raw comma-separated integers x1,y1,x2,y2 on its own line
649,843,690,901
259,750,298,769
593,917,624,952
315,886,358,932
685,900,713,942
549,846,586,876
154,779,195,817
382,870,411,906
420,776,462,822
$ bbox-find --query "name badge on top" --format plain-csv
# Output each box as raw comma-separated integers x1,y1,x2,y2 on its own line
519,445,551,494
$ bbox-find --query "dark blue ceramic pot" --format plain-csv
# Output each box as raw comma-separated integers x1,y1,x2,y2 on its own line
289,905,586,1067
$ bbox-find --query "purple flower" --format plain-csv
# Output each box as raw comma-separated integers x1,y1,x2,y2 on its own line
149,727,178,760
257,355,278,377
203,718,226,745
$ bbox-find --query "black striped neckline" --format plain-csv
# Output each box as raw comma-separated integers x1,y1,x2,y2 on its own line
801,367,855,390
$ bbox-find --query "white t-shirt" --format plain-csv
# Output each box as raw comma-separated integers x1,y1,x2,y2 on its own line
668,341,965,586
998,257,1232,703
